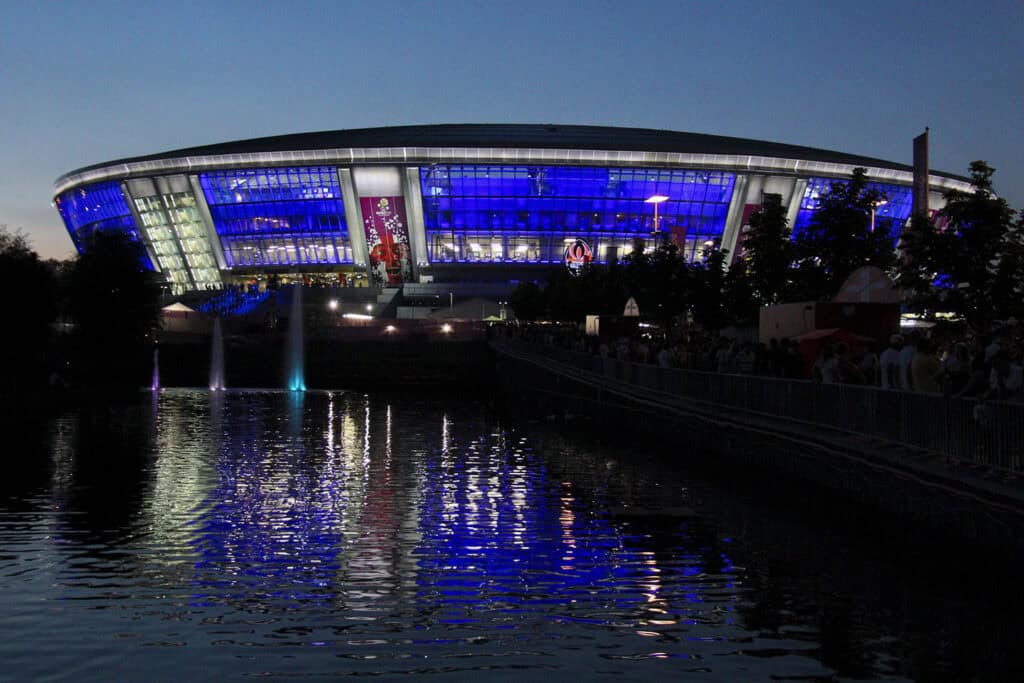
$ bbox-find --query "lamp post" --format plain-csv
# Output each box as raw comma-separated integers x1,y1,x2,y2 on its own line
645,195,669,245
870,199,888,233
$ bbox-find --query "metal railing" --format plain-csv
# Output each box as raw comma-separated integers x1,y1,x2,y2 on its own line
497,340,1024,474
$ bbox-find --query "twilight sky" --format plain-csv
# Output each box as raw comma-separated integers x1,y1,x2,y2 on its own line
2,0,1021,259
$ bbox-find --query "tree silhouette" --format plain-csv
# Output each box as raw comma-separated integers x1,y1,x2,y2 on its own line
0,228,58,396
67,231,162,390
899,161,1022,332
508,281,545,321
622,239,690,329
739,193,795,305
792,168,895,300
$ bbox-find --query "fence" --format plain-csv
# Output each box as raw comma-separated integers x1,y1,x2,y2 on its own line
498,341,1024,474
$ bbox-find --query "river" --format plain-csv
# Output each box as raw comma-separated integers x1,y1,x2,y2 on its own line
1,389,1020,680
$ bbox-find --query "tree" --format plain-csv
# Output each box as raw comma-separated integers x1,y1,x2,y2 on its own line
67,231,163,389
620,239,691,329
895,212,942,317
690,246,730,330
991,210,1024,323
739,193,795,305
900,162,1022,332
0,228,58,395
508,281,545,321
792,168,896,300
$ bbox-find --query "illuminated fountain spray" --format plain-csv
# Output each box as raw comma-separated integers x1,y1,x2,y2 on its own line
286,285,306,391
209,318,225,391
151,348,160,391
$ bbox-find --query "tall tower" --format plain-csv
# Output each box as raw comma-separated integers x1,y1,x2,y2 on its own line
912,128,929,218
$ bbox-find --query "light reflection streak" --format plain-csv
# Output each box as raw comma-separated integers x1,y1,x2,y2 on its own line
50,390,742,665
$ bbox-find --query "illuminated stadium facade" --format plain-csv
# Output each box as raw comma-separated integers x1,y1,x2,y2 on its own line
53,124,973,294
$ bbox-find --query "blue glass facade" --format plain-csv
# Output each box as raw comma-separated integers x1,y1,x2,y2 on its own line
54,181,153,268
794,178,913,239
420,165,736,263
199,167,352,267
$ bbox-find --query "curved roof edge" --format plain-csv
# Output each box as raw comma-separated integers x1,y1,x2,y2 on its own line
55,123,972,193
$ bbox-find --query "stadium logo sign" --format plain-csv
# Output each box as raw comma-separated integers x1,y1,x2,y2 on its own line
563,239,593,276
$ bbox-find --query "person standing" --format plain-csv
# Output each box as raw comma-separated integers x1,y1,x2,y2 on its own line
936,343,970,395
899,334,918,391
856,342,880,385
911,338,942,394
836,342,865,384
735,343,756,375
879,335,902,390
715,340,733,374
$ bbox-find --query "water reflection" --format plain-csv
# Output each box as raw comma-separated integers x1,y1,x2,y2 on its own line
1,390,1021,679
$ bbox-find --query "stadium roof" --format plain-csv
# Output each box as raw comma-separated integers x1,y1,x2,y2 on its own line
63,124,968,182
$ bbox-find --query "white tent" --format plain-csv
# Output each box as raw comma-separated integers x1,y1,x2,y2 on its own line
161,302,197,315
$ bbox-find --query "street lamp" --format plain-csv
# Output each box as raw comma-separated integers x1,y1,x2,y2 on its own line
645,195,669,243
870,199,888,233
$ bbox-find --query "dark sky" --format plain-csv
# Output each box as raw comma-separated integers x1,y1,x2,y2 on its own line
2,0,1021,259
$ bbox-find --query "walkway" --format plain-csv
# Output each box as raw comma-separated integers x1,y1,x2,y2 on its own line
493,339,1024,536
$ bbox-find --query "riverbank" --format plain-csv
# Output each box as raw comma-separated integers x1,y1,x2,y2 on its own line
154,333,496,392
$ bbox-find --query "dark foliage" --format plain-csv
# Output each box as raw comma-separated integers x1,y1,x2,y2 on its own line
621,239,690,328
792,168,896,300
66,231,162,389
508,238,757,332
739,193,795,306
508,281,545,321
899,162,1023,333
0,229,58,395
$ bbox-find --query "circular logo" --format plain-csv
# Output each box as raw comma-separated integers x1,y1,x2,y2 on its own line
563,239,593,275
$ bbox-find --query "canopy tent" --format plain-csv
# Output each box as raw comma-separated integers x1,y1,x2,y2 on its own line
161,302,198,318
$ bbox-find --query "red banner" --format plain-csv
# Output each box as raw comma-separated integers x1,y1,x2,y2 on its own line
360,196,412,285
670,226,688,251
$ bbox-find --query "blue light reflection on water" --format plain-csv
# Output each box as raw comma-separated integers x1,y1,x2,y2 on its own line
186,392,714,641
3,389,992,679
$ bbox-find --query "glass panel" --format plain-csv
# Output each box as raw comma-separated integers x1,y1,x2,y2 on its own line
54,181,154,269
199,167,352,266
794,177,914,243
419,165,736,263
132,188,223,294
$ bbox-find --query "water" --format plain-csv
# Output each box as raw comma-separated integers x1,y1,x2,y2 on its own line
151,348,160,391
2,390,1023,681
286,286,305,391
209,318,225,391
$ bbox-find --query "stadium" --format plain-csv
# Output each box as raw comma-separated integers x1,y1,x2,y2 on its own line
53,124,973,302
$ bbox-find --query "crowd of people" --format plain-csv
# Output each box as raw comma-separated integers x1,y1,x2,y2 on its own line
872,332,1023,401
498,323,1024,403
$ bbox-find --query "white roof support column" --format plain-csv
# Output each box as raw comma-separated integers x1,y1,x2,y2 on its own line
719,174,749,269
785,178,808,230
125,177,197,291
119,180,160,273
189,175,228,270
402,166,429,279
337,168,370,277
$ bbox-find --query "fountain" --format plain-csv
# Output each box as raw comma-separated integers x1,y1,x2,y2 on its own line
286,285,306,391
151,348,160,391
209,318,225,391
